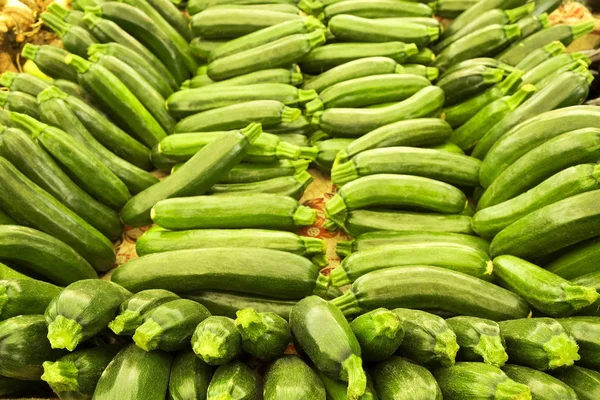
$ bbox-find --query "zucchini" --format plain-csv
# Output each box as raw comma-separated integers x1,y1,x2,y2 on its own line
209,3,301,12
371,356,442,400
92,344,172,400
533,0,562,15
0,278,61,321
502,364,578,400
322,0,433,20
207,361,259,400
331,266,531,320
498,21,595,66
191,316,242,365
451,84,537,152
472,69,591,159
522,52,589,87
300,42,418,75
440,57,518,78
554,366,600,400
21,44,78,82
45,279,131,351
11,112,131,210
572,271,600,316
434,362,532,400
435,0,479,18
515,40,566,71
47,2,88,28
235,308,291,361
337,118,452,161
547,238,600,280
406,47,436,65
0,127,123,241
151,193,316,230
269,114,314,135
109,289,180,336
0,71,49,96
473,164,600,238
37,87,158,195
556,317,600,369
312,86,444,137
513,13,554,41
531,59,590,91
392,308,459,367
435,24,522,72
318,371,378,400
0,157,115,272
264,356,326,400
306,74,431,114
0,315,66,380
190,38,225,63
112,248,329,299
315,138,354,171
350,308,404,362
146,0,192,41
447,316,508,367
438,66,505,106
189,67,304,90
169,350,213,400
41,345,121,400
121,123,262,227
40,12,97,57
332,147,481,187
404,64,439,80
0,90,40,119
290,296,367,399
134,299,211,352
499,318,581,370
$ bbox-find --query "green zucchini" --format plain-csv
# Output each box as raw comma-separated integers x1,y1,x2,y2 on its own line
0,90,40,119
235,308,290,361
473,164,600,238
0,71,50,96
522,53,589,87
0,157,115,272
40,12,97,58
404,64,439,80
312,86,444,137
11,112,131,210
513,13,554,42
45,279,131,351
405,47,436,65
189,38,225,63
109,289,180,336
350,308,404,362
269,114,314,135
41,345,122,400
472,69,591,159
121,123,261,227
0,127,123,241
112,248,329,299
0,209,15,225
515,40,566,71
92,344,172,400
331,265,531,320
322,0,433,20
392,308,459,367
209,3,301,13
208,30,326,81
0,278,61,321
554,366,600,400
146,0,192,41
0,315,66,380
291,296,367,399
315,138,354,171
427,141,466,154
21,44,78,82
188,67,304,90
438,66,505,106
502,364,578,400
185,291,295,321
300,41,418,74
134,299,211,352
547,238,600,280
37,87,158,195
151,193,316,230
556,317,600,369
447,316,508,367
207,361,259,400
434,362,532,400
435,0,480,18
440,57,518,78
531,59,590,91
169,350,213,400
47,2,89,28
498,21,595,66
264,356,326,400
371,356,441,400
191,316,241,365
533,0,562,15
332,147,481,187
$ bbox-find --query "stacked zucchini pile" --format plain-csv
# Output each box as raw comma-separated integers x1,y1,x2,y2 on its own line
1,0,600,397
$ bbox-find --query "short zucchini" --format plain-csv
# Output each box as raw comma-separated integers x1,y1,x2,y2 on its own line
371,356,441,400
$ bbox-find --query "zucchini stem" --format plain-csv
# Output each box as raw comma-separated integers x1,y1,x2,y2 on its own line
330,291,362,316
544,333,581,369
235,308,267,342
341,354,367,400
0,71,17,88
108,310,143,335
41,360,80,393
47,315,84,351
473,334,509,367
133,319,164,351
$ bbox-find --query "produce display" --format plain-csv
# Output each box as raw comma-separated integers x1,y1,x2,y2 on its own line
1,0,600,398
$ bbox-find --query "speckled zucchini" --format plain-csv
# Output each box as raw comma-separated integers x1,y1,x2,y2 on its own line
314,138,354,171
371,356,441,400
40,12,97,57
191,316,242,365
168,350,213,400
187,67,303,90
207,361,259,400
0,278,61,321
502,364,578,400
554,366,600,400
235,308,291,361
556,317,600,370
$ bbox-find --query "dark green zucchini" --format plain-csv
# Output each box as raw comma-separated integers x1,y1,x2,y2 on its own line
21,44,78,81
498,318,580,370
290,296,367,399
134,299,211,352
502,364,578,400
371,356,442,400
547,237,600,280
350,308,404,362
554,366,600,400
446,316,508,367
45,279,131,351
207,361,259,400
0,278,61,321
556,317,600,369
437,66,505,106
191,316,242,365
169,350,213,400
515,40,566,71
234,308,291,361
264,356,326,400
40,12,97,57
109,289,179,336
0,90,40,119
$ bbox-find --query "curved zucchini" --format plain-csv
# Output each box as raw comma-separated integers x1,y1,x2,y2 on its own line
371,356,441,400
547,238,600,280
554,366,600,400
169,350,213,400
235,308,290,361
446,316,508,367
556,317,600,370
437,66,504,106
21,44,78,82
207,361,259,400
264,356,326,400
40,12,97,58
502,364,578,400
350,308,404,362
0,90,40,119
330,265,531,320
191,316,242,365
322,0,433,20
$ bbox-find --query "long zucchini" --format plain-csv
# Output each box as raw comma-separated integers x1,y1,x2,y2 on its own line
556,317,600,370
169,350,213,400
235,308,291,361
146,0,193,41
264,356,326,400
208,169,313,198
554,366,600,400
191,316,242,365
185,67,304,89
502,364,578,400
322,0,433,20
350,308,404,362
521,52,590,87
447,316,508,367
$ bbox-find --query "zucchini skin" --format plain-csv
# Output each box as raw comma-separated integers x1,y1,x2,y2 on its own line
554,366,600,400
330,266,530,320
323,0,433,20
207,361,260,400
264,356,326,400
350,308,404,362
93,344,173,400
313,86,444,137
192,316,242,365
371,356,442,400
216,160,309,184
189,38,224,63
473,164,600,238
21,44,78,82
185,291,295,321
446,316,508,367
502,364,578,400
547,237,600,280
121,124,261,227
0,278,61,321
235,308,291,361
437,66,504,106
290,296,367,400
188,67,303,89
112,248,326,299
522,53,589,87
0,91,40,119
0,157,115,272
168,350,213,400
490,190,600,260
45,280,131,351
0,127,122,241
556,317,600,370
318,370,379,400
